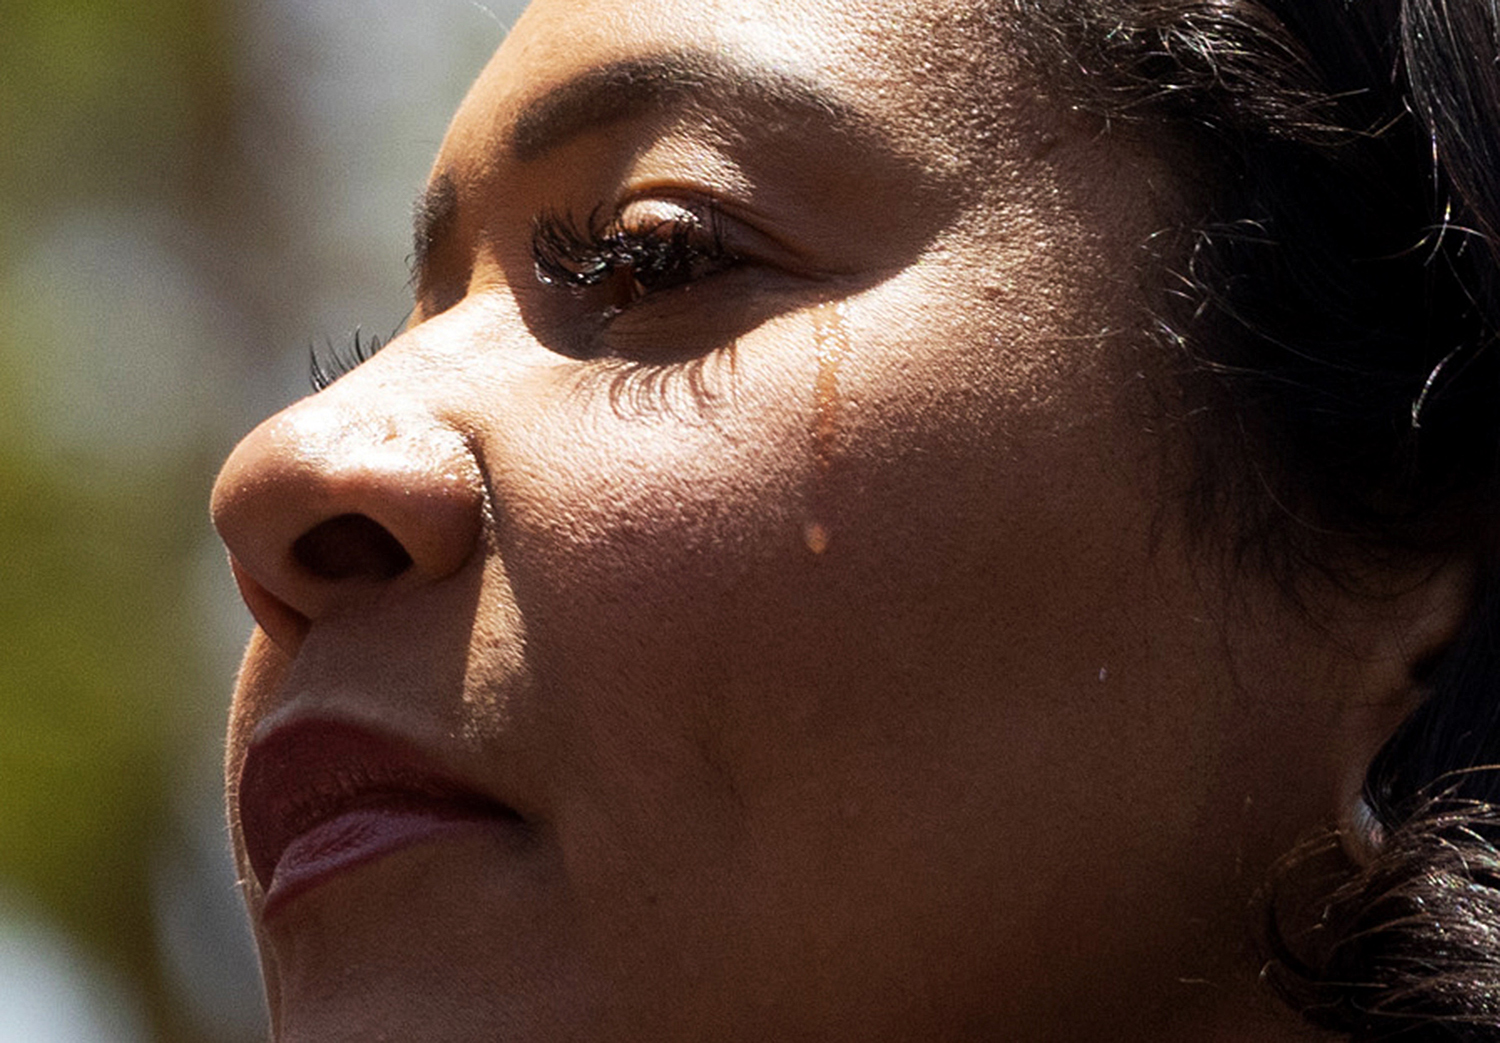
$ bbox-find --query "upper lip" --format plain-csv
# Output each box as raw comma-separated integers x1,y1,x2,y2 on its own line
237,717,519,893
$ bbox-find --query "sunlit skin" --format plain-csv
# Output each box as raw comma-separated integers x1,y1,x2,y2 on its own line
210,1,1468,1040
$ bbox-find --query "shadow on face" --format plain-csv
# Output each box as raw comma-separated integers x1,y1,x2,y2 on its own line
207,1,1427,1040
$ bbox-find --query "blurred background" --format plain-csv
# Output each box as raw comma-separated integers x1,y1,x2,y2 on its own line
0,2,524,1039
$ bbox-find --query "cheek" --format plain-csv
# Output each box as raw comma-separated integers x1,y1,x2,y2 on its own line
475,289,1157,776
444,284,1251,1023
492,342,818,688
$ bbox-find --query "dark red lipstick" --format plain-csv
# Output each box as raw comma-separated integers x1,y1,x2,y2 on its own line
238,720,521,916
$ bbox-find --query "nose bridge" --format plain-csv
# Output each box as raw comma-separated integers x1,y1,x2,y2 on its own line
211,376,486,650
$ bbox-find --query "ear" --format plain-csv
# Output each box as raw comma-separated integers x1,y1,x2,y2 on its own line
1330,557,1475,864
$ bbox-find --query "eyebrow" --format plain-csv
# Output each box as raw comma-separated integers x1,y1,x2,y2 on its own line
411,171,458,284
506,52,873,163
410,52,888,296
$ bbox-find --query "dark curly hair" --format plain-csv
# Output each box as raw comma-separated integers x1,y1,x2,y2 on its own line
1011,0,1500,1036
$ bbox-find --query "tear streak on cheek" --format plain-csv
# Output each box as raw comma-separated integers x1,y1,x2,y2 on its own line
804,301,853,556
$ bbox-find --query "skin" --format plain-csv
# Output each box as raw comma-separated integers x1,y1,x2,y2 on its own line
210,0,1468,1039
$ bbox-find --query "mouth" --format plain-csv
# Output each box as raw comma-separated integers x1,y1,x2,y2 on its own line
238,719,524,917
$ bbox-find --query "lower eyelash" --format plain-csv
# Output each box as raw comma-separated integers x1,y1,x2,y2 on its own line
564,347,740,421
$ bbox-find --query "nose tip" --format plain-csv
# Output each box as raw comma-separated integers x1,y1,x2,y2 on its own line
211,397,484,651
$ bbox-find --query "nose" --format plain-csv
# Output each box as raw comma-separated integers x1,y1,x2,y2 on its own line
210,381,485,652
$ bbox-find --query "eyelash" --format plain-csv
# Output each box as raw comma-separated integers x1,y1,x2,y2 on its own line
308,327,389,391
531,202,737,318
309,203,736,390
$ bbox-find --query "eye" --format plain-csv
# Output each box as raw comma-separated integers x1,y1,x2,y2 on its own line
531,199,739,318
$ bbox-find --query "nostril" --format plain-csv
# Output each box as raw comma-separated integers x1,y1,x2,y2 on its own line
291,514,414,581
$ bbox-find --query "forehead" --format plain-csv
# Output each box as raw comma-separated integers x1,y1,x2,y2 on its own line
498,0,973,82
436,0,1021,176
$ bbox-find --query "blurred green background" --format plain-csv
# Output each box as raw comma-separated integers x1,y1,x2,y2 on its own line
0,2,521,1039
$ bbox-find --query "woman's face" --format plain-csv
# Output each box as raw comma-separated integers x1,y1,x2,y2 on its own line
211,0,1391,1039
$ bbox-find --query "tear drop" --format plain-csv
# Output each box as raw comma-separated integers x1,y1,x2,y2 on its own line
804,521,831,555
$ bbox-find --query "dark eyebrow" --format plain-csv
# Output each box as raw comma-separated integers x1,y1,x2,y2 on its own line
506,52,876,164
411,52,894,301
411,170,459,289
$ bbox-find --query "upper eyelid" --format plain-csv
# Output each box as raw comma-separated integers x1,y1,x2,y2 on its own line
620,188,808,264
531,199,733,289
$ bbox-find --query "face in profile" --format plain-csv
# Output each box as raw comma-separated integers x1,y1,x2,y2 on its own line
210,0,1406,1039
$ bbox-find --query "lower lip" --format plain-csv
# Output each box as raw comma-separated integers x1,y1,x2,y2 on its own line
263,804,500,917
